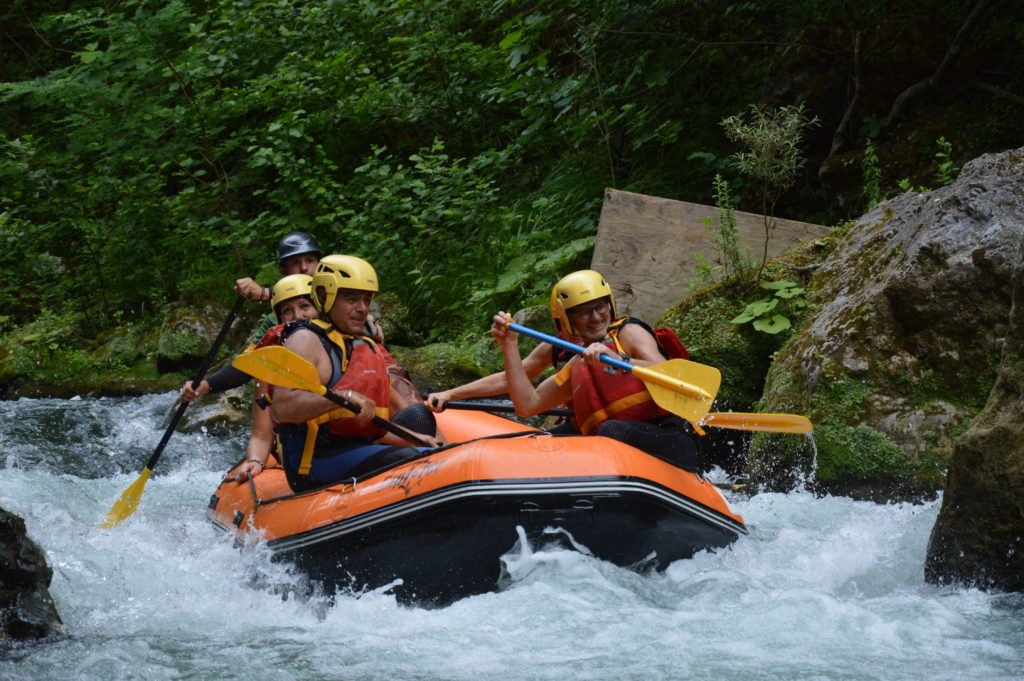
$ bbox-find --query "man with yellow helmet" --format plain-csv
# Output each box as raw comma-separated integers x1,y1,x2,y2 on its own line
272,255,442,491
491,269,700,471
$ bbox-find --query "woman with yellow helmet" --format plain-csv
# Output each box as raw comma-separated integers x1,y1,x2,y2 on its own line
491,269,700,471
234,274,319,482
272,255,442,491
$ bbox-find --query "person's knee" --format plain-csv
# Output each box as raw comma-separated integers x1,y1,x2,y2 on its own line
596,420,631,440
392,403,437,436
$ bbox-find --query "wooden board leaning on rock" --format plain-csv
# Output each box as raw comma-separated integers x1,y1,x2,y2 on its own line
591,188,831,324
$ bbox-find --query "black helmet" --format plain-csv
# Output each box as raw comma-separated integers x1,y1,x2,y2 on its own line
276,231,322,265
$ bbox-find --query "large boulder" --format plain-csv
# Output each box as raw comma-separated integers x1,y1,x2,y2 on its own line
754,146,1024,498
924,235,1024,590
0,507,61,645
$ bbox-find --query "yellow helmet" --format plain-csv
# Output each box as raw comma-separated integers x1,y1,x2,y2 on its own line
270,274,314,322
550,269,616,337
312,254,378,314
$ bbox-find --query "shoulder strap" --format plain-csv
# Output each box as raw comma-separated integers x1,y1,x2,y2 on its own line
280,319,346,385
616,317,689,360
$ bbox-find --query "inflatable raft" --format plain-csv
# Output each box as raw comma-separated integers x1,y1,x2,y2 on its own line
206,408,747,605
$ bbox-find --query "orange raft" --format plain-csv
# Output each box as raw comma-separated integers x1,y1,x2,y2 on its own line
206,408,747,605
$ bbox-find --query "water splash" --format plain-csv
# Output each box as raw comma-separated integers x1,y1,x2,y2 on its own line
1,396,1021,681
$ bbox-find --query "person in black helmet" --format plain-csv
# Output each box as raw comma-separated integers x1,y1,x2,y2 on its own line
180,231,328,402
234,231,322,302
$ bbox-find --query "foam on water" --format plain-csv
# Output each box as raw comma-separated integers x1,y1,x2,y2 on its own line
1,395,1021,681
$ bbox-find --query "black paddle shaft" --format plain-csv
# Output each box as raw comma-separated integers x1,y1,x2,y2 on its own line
437,400,574,418
142,295,244,471
319,390,433,448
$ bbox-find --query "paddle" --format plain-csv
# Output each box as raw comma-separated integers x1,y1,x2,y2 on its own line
503,321,721,423
102,295,244,528
231,345,434,447
438,400,812,433
438,401,575,418
699,411,812,433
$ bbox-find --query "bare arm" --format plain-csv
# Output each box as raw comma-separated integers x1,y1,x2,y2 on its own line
427,342,554,411
235,277,270,301
270,330,376,426
237,382,274,482
580,322,664,368
492,314,570,417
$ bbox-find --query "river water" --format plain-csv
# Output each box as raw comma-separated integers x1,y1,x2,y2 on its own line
0,394,1021,681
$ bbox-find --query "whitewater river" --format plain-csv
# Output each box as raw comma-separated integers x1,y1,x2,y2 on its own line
0,394,1021,681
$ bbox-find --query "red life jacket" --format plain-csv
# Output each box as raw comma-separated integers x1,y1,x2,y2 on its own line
251,323,288,409
253,323,285,350
277,319,392,475
652,326,689,360
569,318,670,435
291,319,390,439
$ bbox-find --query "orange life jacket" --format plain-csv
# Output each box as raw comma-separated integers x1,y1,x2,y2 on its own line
251,323,288,410
568,318,670,435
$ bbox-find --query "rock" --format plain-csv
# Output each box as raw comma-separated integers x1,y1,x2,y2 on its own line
391,305,555,394
154,302,251,375
178,386,252,435
924,234,1024,591
755,146,1024,497
0,507,62,645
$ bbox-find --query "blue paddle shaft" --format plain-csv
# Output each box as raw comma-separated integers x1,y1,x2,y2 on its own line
506,322,632,372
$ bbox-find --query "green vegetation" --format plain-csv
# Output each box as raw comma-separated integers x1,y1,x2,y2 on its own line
863,135,963,207
697,174,750,289
720,104,819,283
729,279,806,335
3,0,1020,350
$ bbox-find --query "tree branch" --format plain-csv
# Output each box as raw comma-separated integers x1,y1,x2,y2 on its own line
887,0,996,124
830,31,863,156
970,80,1024,107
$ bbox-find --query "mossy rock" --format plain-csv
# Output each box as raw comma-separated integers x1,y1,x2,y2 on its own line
658,259,825,410
153,303,245,374
391,336,503,392
752,150,1024,499
390,305,554,393
374,292,425,347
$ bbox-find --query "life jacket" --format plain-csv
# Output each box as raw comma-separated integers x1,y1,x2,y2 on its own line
276,319,391,475
551,320,688,363
651,325,689,360
253,322,286,350
251,323,287,411
568,317,671,435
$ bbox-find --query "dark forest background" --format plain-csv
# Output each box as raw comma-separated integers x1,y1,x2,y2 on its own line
2,0,1021,344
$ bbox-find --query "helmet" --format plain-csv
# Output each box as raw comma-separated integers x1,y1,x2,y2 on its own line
312,254,378,314
550,270,616,337
276,231,322,266
270,274,314,322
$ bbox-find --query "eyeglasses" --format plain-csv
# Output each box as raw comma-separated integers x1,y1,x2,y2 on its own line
568,299,611,319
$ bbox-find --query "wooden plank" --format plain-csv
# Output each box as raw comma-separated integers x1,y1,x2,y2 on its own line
591,188,831,323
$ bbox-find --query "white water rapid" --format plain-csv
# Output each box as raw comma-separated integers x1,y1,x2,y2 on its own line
1,394,1020,681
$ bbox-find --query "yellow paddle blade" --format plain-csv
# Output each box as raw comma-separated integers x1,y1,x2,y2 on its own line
233,345,327,396
100,467,153,528
634,359,721,423
700,412,813,434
